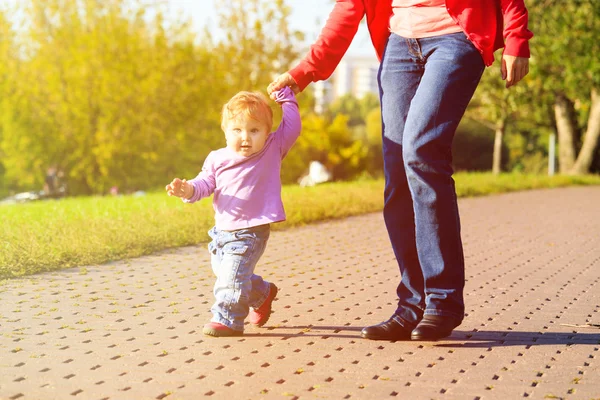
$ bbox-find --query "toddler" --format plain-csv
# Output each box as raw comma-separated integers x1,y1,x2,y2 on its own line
166,87,301,337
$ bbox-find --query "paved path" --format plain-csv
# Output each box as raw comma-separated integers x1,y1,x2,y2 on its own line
1,186,599,400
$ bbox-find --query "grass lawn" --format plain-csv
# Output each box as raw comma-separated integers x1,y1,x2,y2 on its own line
1,173,599,279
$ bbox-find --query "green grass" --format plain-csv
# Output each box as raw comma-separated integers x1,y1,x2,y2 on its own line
1,172,599,279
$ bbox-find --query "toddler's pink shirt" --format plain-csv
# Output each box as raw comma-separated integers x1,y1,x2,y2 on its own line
390,0,462,38
183,87,301,231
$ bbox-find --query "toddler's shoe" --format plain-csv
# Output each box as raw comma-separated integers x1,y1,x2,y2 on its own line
248,283,278,326
203,322,243,337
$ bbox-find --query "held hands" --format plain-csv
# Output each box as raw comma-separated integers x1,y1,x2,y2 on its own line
166,178,193,199
501,55,529,88
267,72,300,100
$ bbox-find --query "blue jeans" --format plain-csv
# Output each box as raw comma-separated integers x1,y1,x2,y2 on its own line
378,32,485,327
208,224,271,331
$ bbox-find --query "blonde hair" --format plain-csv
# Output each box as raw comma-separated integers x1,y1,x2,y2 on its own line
221,91,273,132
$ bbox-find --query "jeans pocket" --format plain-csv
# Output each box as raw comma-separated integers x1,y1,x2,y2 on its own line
223,243,249,255
208,240,217,255
208,227,218,255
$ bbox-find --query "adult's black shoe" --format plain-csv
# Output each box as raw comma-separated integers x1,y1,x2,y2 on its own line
410,315,461,341
361,317,412,341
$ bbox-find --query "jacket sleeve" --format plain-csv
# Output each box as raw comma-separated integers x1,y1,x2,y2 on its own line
500,0,533,57
289,0,366,91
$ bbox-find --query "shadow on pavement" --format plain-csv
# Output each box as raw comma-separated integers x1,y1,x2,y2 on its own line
245,325,600,345
437,329,600,347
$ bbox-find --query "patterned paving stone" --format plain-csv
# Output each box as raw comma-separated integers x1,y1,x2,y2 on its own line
1,186,599,399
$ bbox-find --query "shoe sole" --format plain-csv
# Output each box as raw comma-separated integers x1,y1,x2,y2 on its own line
410,331,452,341
410,318,460,341
202,327,243,337
361,332,411,341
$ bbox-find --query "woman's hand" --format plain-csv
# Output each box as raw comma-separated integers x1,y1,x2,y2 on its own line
501,55,529,88
268,72,300,99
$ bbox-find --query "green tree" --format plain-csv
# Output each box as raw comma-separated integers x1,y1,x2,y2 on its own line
326,92,379,127
468,53,535,174
363,107,383,175
0,8,16,195
1,0,222,194
0,0,306,195
528,0,600,174
283,112,367,183
0,0,377,193
214,0,303,95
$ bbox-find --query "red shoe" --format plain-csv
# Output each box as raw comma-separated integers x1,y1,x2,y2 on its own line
248,283,278,326
202,322,243,337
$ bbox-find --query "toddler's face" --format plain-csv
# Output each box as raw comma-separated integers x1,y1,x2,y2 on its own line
224,116,270,157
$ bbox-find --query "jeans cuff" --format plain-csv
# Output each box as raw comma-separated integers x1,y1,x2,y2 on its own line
423,310,464,321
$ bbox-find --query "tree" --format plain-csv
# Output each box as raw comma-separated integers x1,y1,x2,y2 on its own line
364,107,383,175
1,0,223,194
0,0,303,195
326,92,379,127
324,93,381,177
282,112,368,182
0,8,16,194
0,0,378,193
214,0,303,95
528,0,600,174
468,59,527,175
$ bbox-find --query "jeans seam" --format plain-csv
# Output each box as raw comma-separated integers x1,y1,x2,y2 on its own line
405,38,423,61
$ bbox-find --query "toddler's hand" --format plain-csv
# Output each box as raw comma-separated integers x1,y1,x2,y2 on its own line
165,178,191,199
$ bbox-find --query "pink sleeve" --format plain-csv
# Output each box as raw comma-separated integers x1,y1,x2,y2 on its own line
272,87,301,157
183,153,216,203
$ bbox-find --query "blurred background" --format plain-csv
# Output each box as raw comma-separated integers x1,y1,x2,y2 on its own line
0,0,598,199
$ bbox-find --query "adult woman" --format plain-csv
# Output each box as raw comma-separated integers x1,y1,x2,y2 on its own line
268,0,532,341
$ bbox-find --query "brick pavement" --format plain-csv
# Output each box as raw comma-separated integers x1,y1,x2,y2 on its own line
1,186,599,400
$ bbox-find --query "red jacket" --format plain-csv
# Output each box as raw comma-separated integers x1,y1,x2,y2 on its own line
289,0,533,91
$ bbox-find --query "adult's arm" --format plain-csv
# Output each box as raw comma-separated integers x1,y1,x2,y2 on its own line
500,0,533,87
288,0,366,92
500,0,533,58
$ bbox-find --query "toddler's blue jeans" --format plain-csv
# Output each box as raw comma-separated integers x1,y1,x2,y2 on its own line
378,32,485,327
208,224,271,331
